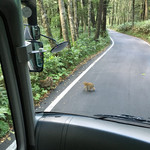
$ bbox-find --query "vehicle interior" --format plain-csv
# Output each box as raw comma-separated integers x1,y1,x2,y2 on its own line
0,0,150,150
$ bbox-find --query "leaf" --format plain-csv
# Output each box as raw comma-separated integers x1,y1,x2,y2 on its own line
141,73,146,76
0,121,9,138
10,131,15,134
7,137,11,141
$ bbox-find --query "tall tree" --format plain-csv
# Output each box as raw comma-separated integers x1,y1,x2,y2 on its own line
111,0,114,26
141,0,145,21
91,2,96,28
73,0,79,38
94,0,103,40
107,0,150,26
37,0,55,48
68,0,76,42
88,0,92,37
58,0,70,47
132,0,135,27
145,0,148,20
101,0,108,37
81,0,86,32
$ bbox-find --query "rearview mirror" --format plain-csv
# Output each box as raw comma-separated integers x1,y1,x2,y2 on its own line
28,41,44,72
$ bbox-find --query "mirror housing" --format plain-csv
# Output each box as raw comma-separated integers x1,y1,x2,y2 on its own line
24,25,68,72
28,41,45,72
24,25,44,72
24,25,40,40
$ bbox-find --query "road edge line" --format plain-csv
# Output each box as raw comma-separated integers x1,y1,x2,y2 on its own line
44,37,114,112
6,141,16,150
110,29,150,47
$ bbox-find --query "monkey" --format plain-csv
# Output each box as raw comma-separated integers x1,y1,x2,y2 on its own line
40,77,53,89
83,82,95,91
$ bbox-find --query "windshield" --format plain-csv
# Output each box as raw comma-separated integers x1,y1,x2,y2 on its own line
27,0,150,124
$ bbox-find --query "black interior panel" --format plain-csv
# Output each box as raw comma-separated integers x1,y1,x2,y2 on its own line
35,113,150,150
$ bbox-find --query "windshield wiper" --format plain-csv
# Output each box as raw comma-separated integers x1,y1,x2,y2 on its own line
94,114,150,125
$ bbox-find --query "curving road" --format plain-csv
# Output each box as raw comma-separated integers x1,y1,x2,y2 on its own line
44,30,150,119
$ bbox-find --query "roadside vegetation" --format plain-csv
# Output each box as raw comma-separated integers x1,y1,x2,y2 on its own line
107,0,150,43
0,69,13,139
111,21,150,43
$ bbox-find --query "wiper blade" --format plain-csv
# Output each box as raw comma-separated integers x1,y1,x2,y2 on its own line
94,114,150,124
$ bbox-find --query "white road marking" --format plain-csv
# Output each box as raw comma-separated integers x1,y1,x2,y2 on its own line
6,37,115,150
6,141,16,150
111,29,150,47
44,37,114,112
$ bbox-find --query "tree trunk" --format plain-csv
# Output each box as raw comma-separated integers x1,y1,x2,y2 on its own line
58,0,71,47
111,0,114,26
88,0,92,37
37,2,42,26
127,1,132,22
94,0,103,40
81,0,86,31
73,0,78,38
91,2,96,28
59,18,62,39
141,1,145,21
115,1,118,24
101,0,107,37
68,0,76,42
145,0,148,20
37,0,55,48
132,0,135,27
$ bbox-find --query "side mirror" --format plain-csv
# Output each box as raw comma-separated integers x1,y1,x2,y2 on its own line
24,25,68,72
40,34,68,53
51,41,68,53
28,41,44,72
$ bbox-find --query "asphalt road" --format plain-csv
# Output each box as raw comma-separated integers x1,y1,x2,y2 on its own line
44,30,150,119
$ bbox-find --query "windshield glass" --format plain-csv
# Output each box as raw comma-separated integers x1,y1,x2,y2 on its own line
26,0,150,124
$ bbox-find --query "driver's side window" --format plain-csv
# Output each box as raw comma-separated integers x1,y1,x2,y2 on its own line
0,64,17,150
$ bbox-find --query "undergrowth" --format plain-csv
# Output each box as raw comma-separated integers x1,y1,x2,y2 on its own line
0,68,12,138
110,20,150,43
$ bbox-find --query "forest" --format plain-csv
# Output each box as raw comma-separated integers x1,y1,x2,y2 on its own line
108,0,150,42
0,0,150,141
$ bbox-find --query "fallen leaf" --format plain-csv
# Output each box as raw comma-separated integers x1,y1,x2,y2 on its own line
10,131,15,134
7,137,11,141
141,73,146,76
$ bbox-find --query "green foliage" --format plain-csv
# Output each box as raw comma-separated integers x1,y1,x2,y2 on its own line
0,120,9,138
107,0,149,26
116,23,132,32
132,20,150,34
115,20,150,34
0,72,12,139
112,20,150,42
